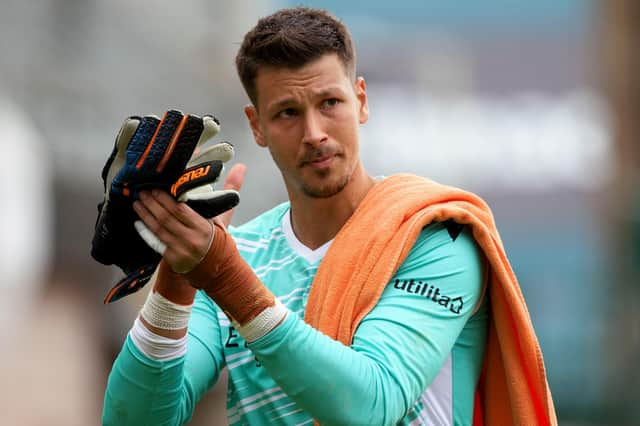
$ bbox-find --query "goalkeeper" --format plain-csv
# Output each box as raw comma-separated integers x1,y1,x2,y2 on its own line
101,7,556,426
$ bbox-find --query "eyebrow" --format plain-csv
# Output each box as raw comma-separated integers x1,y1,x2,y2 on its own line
268,98,297,112
265,86,348,112
314,86,347,99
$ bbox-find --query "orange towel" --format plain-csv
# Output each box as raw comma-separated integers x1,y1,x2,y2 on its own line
305,174,557,425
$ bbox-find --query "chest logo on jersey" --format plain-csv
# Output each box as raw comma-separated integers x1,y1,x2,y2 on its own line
393,279,463,314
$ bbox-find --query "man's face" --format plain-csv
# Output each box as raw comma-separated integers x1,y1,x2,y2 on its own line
245,54,369,199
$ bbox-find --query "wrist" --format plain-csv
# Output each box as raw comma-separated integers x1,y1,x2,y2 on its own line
139,260,195,337
139,315,187,339
185,222,277,326
156,259,196,305
235,298,289,343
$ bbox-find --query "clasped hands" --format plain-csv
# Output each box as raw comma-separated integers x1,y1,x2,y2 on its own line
133,164,244,277
92,110,244,303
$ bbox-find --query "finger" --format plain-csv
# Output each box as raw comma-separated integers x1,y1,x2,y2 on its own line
185,189,239,219
160,113,204,176
115,117,141,152
188,142,234,167
137,191,192,237
171,161,224,200
147,189,212,237
134,195,173,238
102,116,140,192
134,196,210,266
196,115,221,147
134,196,196,265
218,163,246,228
224,163,246,192
133,111,174,171
127,115,160,166
134,220,167,255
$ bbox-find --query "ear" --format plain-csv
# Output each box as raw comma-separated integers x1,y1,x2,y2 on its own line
244,105,266,147
355,77,369,124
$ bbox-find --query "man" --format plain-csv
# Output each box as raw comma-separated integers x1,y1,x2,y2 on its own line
102,7,555,425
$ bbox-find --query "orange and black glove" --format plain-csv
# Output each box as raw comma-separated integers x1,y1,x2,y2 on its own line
91,109,239,303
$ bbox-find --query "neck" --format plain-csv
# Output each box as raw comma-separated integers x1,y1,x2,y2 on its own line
288,165,376,250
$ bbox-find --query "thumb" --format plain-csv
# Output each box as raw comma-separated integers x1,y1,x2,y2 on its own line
218,163,246,227
224,163,246,192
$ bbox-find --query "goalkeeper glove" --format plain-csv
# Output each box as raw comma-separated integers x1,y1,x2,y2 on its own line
91,109,238,303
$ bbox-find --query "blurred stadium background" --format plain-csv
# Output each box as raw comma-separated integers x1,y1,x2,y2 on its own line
1,0,638,424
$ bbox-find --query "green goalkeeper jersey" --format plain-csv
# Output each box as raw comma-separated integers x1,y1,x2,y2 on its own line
103,202,488,425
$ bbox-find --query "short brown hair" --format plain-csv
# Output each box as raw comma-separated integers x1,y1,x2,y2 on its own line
235,7,356,105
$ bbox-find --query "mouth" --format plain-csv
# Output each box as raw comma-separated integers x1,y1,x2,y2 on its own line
300,146,339,169
306,154,334,169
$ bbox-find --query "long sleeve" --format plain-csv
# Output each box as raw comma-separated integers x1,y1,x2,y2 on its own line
248,225,487,425
102,291,225,425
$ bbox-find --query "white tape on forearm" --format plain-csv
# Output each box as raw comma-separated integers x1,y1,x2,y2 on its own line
130,317,187,361
140,289,193,330
235,299,289,343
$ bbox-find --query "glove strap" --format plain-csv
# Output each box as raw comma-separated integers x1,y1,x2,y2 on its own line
103,262,157,304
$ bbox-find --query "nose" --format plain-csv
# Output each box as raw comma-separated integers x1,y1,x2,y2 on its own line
302,111,327,148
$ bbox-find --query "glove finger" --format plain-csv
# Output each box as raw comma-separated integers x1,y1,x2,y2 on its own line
124,114,163,172
103,261,158,304
101,117,140,196
135,109,187,174
110,114,161,197
134,220,167,255
170,160,224,199
185,189,240,218
156,113,205,180
195,115,221,147
188,142,234,167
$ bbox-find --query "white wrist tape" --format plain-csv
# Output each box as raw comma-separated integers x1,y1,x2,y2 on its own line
130,317,188,361
140,289,193,330
234,299,288,343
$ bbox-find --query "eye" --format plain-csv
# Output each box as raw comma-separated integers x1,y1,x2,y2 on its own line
322,98,340,109
277,107,298,119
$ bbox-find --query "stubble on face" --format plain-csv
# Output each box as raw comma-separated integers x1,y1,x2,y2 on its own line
253,54,368,200
299,167,351,198
295,143,353,198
